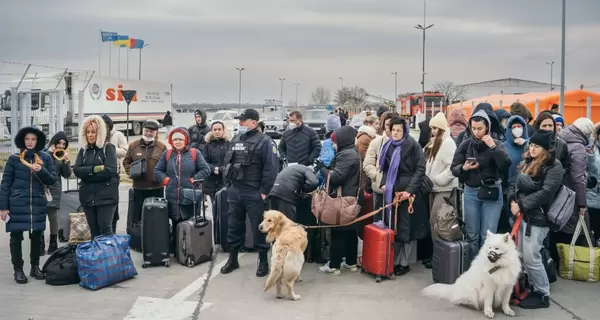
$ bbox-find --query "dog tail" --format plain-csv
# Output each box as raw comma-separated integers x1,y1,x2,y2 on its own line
264,249,285,292
421,283,455,301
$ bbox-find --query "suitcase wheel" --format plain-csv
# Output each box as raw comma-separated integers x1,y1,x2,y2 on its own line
389,274,396,280
142,264,148,269
164,261,170,268
375,276,382,283
186,256,195,268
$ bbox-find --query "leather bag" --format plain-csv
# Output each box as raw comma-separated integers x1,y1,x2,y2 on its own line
311,172,362,225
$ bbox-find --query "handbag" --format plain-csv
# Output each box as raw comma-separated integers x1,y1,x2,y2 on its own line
434,197,464,241
547,185,576,231
478,178,500,201
557,215,600,282
68,212,92,243
129,158,147,180
311,166,362,226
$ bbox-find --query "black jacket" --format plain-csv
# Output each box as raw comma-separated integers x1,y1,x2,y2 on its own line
451,110,511,189
74,143,119,207
278,123,321,166
163,112,173,126
202,132,231,193
269,165,318,204
508,158,563,228
46,131,72,208
418,119,431,149
188,109,210,150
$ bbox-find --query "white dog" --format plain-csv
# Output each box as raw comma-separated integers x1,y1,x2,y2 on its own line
422,231,522,319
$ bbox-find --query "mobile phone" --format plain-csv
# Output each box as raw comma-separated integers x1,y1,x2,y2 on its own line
467,157,477,164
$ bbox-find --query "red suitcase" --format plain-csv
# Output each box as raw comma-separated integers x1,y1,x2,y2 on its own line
360,197,398,282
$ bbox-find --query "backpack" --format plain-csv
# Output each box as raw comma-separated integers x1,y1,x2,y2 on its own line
42,243,80,286
434,197,465,242
166,148,198,163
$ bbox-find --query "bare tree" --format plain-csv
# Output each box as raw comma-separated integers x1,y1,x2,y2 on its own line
335,86,367,106
432,81,468,105
310,86,331,105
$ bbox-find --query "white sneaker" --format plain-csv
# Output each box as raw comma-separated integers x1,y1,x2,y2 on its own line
340,261,358,272
318,262,341,275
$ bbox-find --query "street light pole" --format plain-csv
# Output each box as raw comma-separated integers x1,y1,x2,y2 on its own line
546,61,555,91
236,68,245,112
138,44,150,80
559,0,566,114
338,77,344,105
391,72,398,110
279,77,286,107
414,0,434,113
294,81,300,110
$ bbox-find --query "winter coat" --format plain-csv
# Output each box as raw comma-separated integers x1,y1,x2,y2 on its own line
425,131,458,193
154,129,211,220
279,123,321,166
269,165,318,204
451,110,511,189
0,126,56,233
101,115,128,172
363,133,388,194
379,128,429,243
508,158,563,228
355,125,377,190
587,139,600,209
46,131,72,208
188,109,210,150
202,131,231,194
504,115,530,184
163,112,173,126
455,103,506,146
74,115,119,208
418,119,431,149
122,138,168,190
559,125,590,233
317,131,336,186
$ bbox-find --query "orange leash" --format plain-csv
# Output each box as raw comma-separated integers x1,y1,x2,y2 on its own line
407,195,415,214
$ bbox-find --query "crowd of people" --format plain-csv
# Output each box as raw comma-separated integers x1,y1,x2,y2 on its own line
1,102,598,311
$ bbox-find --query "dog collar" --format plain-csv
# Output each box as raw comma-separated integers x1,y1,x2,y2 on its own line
488,265,502,274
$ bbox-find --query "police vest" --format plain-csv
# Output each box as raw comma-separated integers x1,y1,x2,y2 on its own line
225,132,268,182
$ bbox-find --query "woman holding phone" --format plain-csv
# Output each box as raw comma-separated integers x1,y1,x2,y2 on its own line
451,110,511,259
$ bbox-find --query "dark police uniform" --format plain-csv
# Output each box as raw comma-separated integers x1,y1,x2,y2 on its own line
220,109,279,277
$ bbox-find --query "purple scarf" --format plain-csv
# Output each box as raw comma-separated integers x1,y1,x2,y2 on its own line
379,137,407,209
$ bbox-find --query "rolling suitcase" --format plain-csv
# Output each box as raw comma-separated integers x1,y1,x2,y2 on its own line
125,188,142,251
177,180,213,267
141,197,171,268
214,187,229,251
431,239,470,284
360,199,395,283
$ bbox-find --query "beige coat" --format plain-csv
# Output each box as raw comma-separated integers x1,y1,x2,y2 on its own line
425,130,458,193
363,133,388,194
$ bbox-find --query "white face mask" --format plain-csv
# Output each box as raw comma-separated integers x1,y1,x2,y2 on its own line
511,127,523,138
288,122,297,130
142,135,155,142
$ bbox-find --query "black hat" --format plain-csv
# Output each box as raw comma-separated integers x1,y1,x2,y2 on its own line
529,130,552,151
234,108,260,121
143,120,159,130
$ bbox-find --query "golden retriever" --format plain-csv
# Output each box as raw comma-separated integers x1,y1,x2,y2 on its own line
258,210,308,301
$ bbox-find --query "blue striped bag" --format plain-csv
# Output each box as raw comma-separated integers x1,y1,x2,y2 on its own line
76,234,138,290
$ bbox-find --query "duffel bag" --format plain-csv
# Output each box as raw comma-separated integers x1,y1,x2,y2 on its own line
42,243,80,286
76,234,138,290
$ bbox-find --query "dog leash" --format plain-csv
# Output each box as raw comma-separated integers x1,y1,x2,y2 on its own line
407,195,415,214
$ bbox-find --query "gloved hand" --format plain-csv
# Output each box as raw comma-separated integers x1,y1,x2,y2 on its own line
93,165,104,173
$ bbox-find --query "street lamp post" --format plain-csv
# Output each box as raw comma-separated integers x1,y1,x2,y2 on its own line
414,0,434,113
391,71,398,110
138,44,150,80
236,68,245,112
546,61,555,91
294,81,300,110
559,0,566,114
338,77,344,105
279,77,286,107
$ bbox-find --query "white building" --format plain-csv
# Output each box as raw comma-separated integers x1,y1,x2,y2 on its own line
459,78,563,100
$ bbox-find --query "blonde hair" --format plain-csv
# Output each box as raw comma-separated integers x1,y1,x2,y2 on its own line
363,115,378,126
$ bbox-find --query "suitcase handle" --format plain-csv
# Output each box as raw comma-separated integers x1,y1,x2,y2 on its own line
191,179,207,223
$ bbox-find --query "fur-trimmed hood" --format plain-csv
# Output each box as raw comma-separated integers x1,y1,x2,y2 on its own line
79,115,107,149
204,130,231,143
357,125,377,138
15,126,46,151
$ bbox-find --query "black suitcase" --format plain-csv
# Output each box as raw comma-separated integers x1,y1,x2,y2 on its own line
125,188,142,251
126,188,136,230
213,187,255,252
141,197,171,268
432,239,470,284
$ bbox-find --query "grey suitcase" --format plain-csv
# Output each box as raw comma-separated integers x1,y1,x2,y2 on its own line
432,239,470,284
177,180,213,268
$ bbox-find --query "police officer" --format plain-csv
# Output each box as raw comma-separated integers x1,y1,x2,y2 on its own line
220,108,279,277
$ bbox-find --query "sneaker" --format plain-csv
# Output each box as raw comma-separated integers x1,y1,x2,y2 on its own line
319,263,341,275
340,261,358,272
518,291,550,309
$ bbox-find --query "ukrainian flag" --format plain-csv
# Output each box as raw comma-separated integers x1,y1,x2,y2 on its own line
112,35,131,48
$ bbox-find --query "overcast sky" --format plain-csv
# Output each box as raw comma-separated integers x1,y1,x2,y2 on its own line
1,0,599,104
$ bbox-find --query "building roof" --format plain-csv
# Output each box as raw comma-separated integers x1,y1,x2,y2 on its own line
459,78,554,87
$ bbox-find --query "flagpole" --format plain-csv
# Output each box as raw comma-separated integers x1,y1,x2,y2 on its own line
118,47,121,78
99,29,102,76
126,48,129,79
109,42,112,77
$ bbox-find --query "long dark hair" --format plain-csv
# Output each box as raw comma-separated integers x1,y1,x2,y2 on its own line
378,112,396,135
533,111,556,135
424,129,445,162
518,148,550,177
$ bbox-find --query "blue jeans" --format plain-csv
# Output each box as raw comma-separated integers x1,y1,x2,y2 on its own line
518,221,550,296
463,185,503,259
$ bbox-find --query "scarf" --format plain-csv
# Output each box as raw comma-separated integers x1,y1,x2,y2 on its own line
379,137,406,208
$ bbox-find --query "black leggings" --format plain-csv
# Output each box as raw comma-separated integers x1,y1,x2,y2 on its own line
84,204,117,238
330,228,358,269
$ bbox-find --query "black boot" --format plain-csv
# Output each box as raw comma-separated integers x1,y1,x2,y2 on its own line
47,234,58,255
422,258,433,269
14,269,28,284
39,234,45,257
220,248,240,274
256,251,269,277
30,231,44,280
10,237,27,284
30,265,45,280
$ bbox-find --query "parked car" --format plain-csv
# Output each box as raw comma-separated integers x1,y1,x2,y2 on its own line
303,108,330,139
261,111,287,139
210,110,238,137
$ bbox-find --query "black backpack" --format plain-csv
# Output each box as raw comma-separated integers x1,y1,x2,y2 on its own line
42,243,80,286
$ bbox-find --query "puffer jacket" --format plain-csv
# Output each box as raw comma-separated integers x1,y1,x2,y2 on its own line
154,127,210,220
504,115,530,184
425,130,458,193
317,131,336,186
269,165,318,204
188,109,210,150
587,130,600,209
451,110,511,189
202,130,231,194
322,126,361,198
0,126,56,233
122,137,168,190
74,115,119,207
559,125,590,233
46,131,72,208
355,125,377,190
508,157,563,228
278,123,321,166
363,133,388,194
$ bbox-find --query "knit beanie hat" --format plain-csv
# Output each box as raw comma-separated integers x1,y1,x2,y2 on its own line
171,131,185,141
573,118,594,136
429,112,449,132
529,130,553,151
552,114,564,126
326,115,341,132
